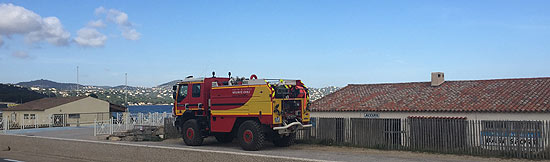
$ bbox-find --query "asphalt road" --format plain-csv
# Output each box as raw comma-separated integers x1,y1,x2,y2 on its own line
0,127,545,162
1,151,92,162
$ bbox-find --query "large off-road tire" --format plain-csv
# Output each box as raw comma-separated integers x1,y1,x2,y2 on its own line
273,133,296,147
182,119,203,146
215,133,234,143
238,120,265,151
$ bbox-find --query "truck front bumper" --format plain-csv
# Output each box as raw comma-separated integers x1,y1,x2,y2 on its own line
273,122,312,134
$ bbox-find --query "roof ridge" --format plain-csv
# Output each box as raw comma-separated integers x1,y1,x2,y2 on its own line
348,76,550,86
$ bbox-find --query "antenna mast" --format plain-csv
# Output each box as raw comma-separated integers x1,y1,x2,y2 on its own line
125,73,128,107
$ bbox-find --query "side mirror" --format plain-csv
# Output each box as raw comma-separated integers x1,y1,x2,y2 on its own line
172,92,177,100
172,85,177,91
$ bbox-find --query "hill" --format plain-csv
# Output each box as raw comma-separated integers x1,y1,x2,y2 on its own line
112,85,140,90
17,79,80,90
155,80,182,89
309,86,340,101
16,79,140,90
0,84,54,103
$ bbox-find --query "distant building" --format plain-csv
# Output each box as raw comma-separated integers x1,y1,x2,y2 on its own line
2,96,126,127
0,102,17,118
311,73,550,121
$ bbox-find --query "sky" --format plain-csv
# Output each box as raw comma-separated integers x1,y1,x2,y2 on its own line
0,0,549,88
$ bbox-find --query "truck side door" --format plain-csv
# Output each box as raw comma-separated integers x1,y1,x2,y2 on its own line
176,84,190,114
188,83,205,111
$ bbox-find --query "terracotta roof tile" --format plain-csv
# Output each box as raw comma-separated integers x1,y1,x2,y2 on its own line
311,77,550,112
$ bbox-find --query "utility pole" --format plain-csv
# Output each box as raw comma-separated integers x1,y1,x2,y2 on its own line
76,66,79,96
125,73,128,107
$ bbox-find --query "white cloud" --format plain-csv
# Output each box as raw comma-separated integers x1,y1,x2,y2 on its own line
0,3,70,46
0,3,42,35
107,9,130,26
74,28,107,47
26,17,71,46
94,6,106,15
12,50,30,59
87,19,106,28
95,7,141,40
121,28,140,40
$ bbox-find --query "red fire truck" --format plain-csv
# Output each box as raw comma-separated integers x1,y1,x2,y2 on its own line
172,73,311,151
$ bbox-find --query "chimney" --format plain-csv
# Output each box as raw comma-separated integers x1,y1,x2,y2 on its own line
431,72,445,86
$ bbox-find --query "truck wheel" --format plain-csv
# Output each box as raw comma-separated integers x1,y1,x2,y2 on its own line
182,119,203,146
273,133,296,147
215,133,234,143
238,120,265,151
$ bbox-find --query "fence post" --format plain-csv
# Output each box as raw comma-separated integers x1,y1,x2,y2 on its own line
124,114,127,131
110,118,113,135
94,119,97,136
2,118,6,133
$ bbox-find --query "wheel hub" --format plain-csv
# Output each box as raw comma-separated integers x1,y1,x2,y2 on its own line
243,130,253,143
186,128,194,139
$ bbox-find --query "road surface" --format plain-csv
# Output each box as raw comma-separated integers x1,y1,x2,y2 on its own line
0,127,544,162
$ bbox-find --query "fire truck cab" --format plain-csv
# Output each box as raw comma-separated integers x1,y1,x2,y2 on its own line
172,73,311,151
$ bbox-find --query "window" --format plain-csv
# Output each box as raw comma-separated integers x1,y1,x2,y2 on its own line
24,114,29,119
69,114,80,119
30,114,36,119
192,84,201,97
178,84,188,100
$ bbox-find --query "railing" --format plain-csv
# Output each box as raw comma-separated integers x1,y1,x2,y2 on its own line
296,117,550,160
0,115,54,132
94,112,172,136
0,112,171,135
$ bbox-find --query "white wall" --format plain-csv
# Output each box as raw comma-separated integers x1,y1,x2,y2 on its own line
311,111,550,121
45,97,110,126
1,111,50,126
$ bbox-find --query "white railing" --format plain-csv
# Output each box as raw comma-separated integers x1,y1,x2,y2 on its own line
0,112,172,135
94,112,172,136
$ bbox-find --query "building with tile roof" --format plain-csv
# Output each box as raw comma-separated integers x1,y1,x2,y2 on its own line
2,96,126,127
311,73,550,121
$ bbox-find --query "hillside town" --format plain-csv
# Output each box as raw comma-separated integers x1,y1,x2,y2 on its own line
7,79,340,106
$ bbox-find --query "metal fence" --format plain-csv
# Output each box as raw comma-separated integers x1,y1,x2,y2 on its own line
94,112,172,136
0,115,55,131
296,117,550,159
0,112,111,132
0,112,171,135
